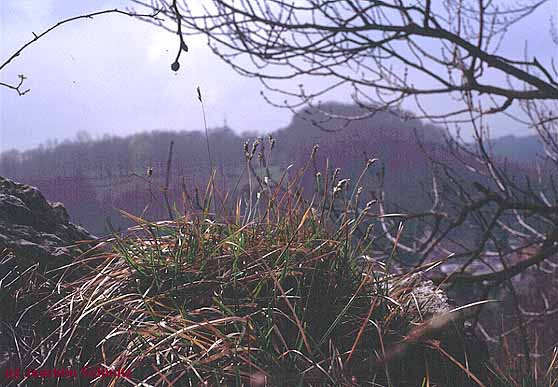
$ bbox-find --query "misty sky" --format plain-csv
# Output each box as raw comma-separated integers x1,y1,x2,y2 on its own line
0,0,557,153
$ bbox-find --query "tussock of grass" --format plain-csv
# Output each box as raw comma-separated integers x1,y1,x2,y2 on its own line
3,141,509,386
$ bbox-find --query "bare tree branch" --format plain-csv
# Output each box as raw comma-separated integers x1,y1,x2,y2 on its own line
0,8,162,95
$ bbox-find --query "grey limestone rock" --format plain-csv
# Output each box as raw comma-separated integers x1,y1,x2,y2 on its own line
0,176,98,373
0,176,96,272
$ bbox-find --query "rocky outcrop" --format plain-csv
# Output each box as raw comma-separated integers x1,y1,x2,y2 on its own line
0,176,98,374
0,176,96,272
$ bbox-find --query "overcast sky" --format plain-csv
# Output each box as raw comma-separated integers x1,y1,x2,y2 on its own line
0,0,556,153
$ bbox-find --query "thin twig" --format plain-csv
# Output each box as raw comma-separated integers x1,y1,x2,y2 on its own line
0,8,162,95
163,140,175,220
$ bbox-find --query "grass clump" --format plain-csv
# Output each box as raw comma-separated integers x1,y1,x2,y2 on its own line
4,145,493,386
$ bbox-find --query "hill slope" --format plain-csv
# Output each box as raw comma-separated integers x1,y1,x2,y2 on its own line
0,103,540,236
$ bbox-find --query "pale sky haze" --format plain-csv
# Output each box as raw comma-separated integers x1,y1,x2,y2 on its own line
0,0,556,152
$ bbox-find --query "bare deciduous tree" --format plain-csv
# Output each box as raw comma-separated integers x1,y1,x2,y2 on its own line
133,1,556,121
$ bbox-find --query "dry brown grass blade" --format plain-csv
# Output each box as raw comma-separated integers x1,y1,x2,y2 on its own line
345,295,379,365
428,339,488,387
